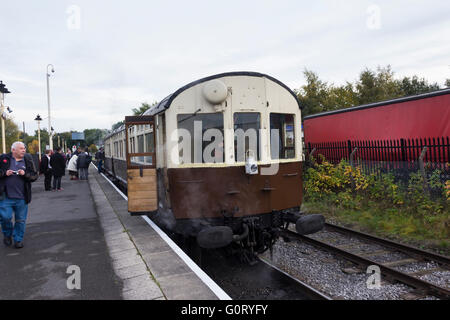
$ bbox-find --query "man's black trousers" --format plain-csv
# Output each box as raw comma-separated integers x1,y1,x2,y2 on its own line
44,172,52,191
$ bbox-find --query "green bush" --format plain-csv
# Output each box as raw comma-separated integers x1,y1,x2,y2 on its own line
303,160,450,247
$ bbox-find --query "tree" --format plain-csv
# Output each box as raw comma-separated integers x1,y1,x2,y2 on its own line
27,139,40,155
112,121,124,131
298,65,444,117
355,65,403,105
399,75,439,96
88,144,98,154
58,131,75,151
326,83,358,111
296,69,332,116
83,128,108,147
2,118,21,153
297,69,358,117
132,101,158,115
445,79,450,88
23,133,35,150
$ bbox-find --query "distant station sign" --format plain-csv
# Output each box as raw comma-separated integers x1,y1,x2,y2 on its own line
72,132,85,140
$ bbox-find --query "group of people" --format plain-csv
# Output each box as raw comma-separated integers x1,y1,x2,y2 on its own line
66,147,93,181
39,146,92,191
0,142,105,249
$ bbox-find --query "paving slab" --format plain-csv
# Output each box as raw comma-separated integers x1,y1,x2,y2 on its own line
158,272,219,300
0,172,122,300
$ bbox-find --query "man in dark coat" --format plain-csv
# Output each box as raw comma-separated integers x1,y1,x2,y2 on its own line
39,149,53,191
50,147,66,191
77,147,92,180
0,141,38,248
74,147,81,156
95,147,105,174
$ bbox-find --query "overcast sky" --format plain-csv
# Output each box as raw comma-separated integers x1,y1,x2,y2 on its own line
1,0,449,135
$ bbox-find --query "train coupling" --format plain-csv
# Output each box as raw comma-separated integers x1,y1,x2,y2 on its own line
197,226,234,249
283,211,325,235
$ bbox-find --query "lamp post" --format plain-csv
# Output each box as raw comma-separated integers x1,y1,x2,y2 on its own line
35,114,43,162
0,81,11,154
50,126,54,149
46,64,55,151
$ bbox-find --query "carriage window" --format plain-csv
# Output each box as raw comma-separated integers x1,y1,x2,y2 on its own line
129,137,135,153
144,132,154,164
177,113,224,164
234,113,260,162
137,135,144,162
270,113,295,159
113,141,118,157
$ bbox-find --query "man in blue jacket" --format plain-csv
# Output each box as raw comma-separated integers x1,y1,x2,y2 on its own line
0,141,38,248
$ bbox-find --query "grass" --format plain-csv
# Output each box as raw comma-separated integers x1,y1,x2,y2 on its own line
302,199,450,255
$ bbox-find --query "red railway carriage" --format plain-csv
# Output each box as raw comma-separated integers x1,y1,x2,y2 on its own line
303,88,450,164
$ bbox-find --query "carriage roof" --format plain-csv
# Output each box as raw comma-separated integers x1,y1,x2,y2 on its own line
143,71,302,117
105,71,302,140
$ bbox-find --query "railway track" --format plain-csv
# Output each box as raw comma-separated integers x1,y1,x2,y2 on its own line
257,257,332,300
199,248,332,300
280,223,450,300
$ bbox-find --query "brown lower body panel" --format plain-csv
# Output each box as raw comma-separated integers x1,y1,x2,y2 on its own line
167,162,303,219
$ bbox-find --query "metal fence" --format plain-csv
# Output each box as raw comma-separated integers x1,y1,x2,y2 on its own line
306,137,450,182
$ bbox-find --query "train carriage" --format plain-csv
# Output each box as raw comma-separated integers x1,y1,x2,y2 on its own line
103,71,324,260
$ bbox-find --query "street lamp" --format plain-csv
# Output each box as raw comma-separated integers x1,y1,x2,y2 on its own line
0,81,11,154
50,126,54,149
46,64,55,150
34,114,43,162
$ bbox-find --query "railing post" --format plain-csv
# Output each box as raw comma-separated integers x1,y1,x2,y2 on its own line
401,138,406,162
349,147,358,192
349,147,358,168
347,140,352,160
418,146,430,196
308,147,316,165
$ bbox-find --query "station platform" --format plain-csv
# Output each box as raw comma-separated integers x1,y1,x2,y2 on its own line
0,164,229,300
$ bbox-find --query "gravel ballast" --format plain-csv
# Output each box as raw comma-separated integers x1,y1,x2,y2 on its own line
261,238,442,300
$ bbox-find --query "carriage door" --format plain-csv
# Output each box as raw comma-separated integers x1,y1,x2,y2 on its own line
125,115,157,215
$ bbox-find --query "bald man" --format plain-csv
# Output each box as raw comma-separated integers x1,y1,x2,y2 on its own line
0,141,38,248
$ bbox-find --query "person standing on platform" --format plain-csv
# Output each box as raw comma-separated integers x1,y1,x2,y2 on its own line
95,147,105,174
50,147,66,191
77,147,92,180
39,149,53,191
66,149,72,165
67,152,78,180
0,141,38,249
74,147,81,156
